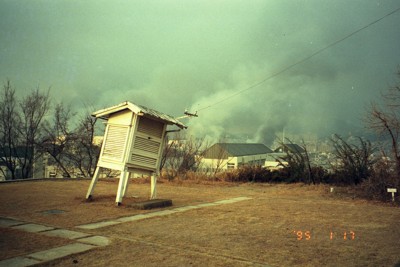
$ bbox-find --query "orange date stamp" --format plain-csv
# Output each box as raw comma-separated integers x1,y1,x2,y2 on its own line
293,230,355,240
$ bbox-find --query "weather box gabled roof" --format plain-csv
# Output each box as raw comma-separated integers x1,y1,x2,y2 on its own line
92,101,187,129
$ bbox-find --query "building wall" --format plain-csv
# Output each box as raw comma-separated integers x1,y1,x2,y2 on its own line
0,166,9,181
0,157,23,180
200,153,267,172
264,153,288,170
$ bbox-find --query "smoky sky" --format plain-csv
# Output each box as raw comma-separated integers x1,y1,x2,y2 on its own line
1,0,400,146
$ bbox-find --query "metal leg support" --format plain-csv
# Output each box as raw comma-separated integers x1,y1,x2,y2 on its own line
150,173,157,199
86,167,101,200
116,169,129,205
122,172,131,197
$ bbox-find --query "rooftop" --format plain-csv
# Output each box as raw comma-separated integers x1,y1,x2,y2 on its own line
92,101,187,129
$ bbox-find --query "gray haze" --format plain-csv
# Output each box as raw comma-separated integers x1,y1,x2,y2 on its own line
1,0,400,145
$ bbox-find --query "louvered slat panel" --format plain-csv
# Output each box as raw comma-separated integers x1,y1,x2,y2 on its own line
137,117,164,138
131,154,157,168
102,125,128,160
134,136,160,154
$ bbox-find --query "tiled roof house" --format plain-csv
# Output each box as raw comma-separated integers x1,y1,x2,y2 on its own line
201,143,272,172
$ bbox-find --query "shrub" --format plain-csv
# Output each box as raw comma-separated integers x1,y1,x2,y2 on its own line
330,134,376,185
213,165,294,183
276,140,316,184
310,166,329,184
359,158,400,202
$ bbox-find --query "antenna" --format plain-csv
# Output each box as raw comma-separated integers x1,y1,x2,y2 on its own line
175,109,198,120
184,109,198,117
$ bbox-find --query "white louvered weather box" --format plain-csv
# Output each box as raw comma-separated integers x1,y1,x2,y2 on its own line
86,101,186,205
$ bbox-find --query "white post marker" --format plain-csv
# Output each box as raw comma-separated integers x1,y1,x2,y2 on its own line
387,188,397,202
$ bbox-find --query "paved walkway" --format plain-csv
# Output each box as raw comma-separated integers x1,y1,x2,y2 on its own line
0,196,252,266
77,196,252,230
0,217,110,267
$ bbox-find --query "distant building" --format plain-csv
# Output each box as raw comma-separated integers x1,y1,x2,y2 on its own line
201,143,272,172
264,143,306,170
0,163,10,181
33,135,104,179
0,135,106,180
92,136,104,146
0,146,33,180
274,143,305,154
264,153,287,170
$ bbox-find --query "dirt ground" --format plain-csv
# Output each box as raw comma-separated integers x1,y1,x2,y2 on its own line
0,178,399,267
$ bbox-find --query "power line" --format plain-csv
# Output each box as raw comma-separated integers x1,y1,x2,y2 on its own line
196,6,400,112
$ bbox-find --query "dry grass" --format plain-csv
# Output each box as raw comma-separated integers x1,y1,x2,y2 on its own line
0,179,399,266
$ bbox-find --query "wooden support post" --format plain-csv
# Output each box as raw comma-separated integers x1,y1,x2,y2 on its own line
116,169,129,205
150,173,157,199
122,172,131,197
86,167,101,200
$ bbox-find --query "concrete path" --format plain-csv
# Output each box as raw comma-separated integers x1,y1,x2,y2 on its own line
0,217,110,267
0,197,251,266
77,196,252,230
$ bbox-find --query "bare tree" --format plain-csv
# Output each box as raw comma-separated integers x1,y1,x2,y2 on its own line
212,143,229,176
0,80,20,179
277,139,315,184
67,114,100,177
162,139,181,180
18,87,50,178
0,81,50,179
39,103,74,178
159,134,175,173
178,135,207,174
39,104,101,178
0,81,102,180
161,132,209,180
366,69,400,176
330,134,375,185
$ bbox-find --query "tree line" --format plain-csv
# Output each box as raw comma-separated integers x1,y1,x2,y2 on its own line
0,80,99,179
1,68,400,201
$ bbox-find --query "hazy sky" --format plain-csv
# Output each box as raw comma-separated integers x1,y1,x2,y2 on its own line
1,0,400,145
